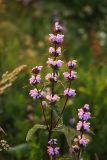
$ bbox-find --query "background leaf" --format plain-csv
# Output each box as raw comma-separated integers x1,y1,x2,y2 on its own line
26,124,46,142
53,125,78,147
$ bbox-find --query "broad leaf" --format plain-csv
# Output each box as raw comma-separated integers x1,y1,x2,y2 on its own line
26,124,46,142
8,143,28,152
53,125,78,147
53,106,63,127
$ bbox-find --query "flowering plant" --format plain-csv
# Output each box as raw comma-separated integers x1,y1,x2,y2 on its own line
27,22,92,160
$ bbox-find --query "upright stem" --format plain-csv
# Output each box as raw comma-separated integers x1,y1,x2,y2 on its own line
49,43,57,134
36,85,49,131
54,96,68,128
39,99,49,131
47,44,57,160
50,81,54,129
77,149,81,160
54,80,71,128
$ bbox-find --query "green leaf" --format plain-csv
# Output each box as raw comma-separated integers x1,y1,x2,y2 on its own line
26,124,46,142
8,143,28,152
53,125,78,147
52,106,63,127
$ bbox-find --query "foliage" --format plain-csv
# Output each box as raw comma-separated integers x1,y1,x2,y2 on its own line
26,124,46,142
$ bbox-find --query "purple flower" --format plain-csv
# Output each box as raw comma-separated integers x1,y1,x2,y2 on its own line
83,121,90,131
41,88,51,98
63,71,77,80
56,34,64,44
47,146,54,156
54,147,60,155
64,88,76,97
29,88,41,99
63,72,70,78
78,135,89,147
48,139,58,145
78,108,91,120
47,58,63,69
49,47,55,53
83,104,90,110
54,22,63,32
67,60,77,69
47,139,60,156
83,112,91,121
76,121,83,131
46,94,60,103
47,146,59,156
32,66,43,74
70,71,77,79
29,75,41,85
49,34,64,44
49,34,56,43
56,47,61,55
78,108,84,119
45,73,58,82
76,121,90,131
49,47,61,56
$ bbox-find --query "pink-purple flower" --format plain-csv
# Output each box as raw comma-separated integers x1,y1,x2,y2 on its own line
49,47,61,56
47,146,59,156
78,108,91,120
74,104,91,149
48,139,58,145
83,112,91,121
49,34,64,44
54,147,60,155
29,88,41,99
78,108,84,119
83,104,90,110
47,58,63,69
46,94,60,103
32,66,43,74
76,121,83,131
47,146,54,156
64,88,76,97
63,71,77,80
45,73,58,82
47,139,60,156
83,121,90,131
54,22,63,32
78,135,89,147
76,121,90,131
29,75,41,85
67,60,77,69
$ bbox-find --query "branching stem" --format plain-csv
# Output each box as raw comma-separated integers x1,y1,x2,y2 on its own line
54,79,71,128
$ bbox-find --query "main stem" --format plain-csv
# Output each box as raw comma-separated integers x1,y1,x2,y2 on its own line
54,80,71,128
48,43,57,160
77,149,81,160
47,79,55,160
36,85,49,131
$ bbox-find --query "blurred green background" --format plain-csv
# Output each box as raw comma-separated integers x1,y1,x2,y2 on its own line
0,0,107,159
